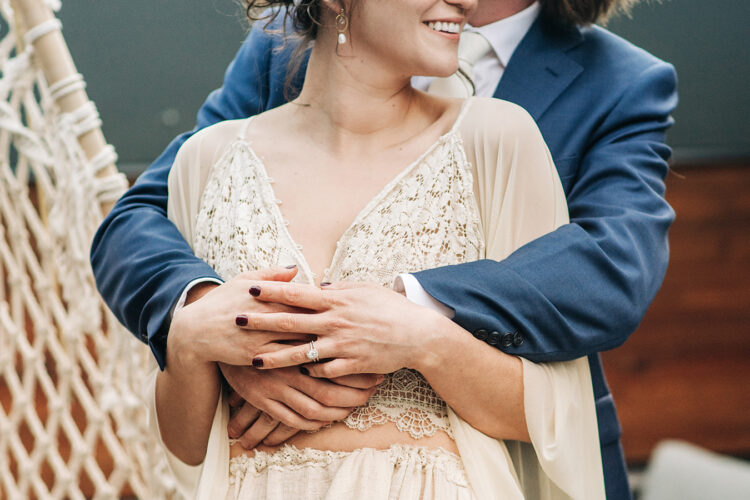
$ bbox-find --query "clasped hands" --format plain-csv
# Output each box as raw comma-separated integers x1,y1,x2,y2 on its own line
169,266,445,450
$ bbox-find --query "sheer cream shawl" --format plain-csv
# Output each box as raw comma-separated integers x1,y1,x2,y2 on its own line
453,99,604,500
160,97,605,500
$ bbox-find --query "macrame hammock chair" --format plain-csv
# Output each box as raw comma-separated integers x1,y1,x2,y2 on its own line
1,0,173,497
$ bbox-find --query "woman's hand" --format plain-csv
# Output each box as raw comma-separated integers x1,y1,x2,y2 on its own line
167,266,314,369
237,281,448,377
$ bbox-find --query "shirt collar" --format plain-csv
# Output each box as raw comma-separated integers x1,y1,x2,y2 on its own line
468,1,541,68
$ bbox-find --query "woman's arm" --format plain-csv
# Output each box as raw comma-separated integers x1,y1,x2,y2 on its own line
240,281,529,441
155,311,222,465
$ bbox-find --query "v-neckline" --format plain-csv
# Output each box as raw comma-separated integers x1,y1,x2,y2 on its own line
236,98,473,284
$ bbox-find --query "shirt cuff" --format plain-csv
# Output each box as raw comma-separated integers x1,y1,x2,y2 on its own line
172,277,224,318
393,273,455,318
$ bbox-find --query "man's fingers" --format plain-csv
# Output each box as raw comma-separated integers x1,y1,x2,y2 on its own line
259,398,329,432
228,403,261,439
237,411,279,449
328,373,385,390
262,424,303,447
291,370,375,408
227,390,244,408
305,358,363,380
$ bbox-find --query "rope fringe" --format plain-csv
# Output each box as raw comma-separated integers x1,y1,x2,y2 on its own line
0,1,173,498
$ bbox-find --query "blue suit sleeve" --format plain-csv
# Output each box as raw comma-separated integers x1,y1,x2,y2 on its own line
414,61,678,362
90,24,273,367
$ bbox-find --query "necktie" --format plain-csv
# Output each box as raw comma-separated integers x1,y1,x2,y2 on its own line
428,31,492,98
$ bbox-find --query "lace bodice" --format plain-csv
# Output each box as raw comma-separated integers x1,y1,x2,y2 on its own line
192,104,484,440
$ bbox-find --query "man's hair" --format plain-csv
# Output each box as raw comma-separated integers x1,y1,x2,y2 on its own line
539,0,640,26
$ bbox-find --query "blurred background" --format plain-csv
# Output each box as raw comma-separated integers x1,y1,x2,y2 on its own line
57,0,750,492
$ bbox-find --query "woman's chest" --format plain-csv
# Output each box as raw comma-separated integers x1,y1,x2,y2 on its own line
193,137,485,286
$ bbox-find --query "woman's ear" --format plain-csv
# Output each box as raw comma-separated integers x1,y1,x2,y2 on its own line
320,0,348,16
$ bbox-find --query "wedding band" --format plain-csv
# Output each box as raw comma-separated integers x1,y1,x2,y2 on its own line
306,341,320,362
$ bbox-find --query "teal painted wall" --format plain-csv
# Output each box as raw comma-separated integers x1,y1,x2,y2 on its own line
56,0,749,172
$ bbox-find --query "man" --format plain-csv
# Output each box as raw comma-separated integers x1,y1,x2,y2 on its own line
91,0,677,497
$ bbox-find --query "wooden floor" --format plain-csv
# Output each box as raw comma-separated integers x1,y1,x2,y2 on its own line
601,164,750,464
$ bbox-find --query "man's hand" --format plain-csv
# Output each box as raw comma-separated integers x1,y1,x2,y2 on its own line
221,363,382,448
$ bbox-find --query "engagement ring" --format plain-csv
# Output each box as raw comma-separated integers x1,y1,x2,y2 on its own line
306,341,319,362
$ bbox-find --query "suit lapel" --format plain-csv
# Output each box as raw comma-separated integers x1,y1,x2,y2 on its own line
494,17,584,121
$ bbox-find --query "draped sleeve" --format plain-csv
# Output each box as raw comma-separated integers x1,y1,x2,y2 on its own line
450,98,605,500
156,120,245,499
167,119,247,247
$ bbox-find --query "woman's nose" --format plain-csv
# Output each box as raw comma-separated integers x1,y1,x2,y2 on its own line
446,0,478,17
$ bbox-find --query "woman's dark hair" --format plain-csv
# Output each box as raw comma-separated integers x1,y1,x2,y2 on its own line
539,0,640,26
242,0,336,99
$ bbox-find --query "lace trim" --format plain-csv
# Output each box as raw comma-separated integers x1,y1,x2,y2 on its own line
228,443,468,486
344,369,452,439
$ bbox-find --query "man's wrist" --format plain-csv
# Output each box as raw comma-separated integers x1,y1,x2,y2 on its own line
185,281,220,306
393,274,455,318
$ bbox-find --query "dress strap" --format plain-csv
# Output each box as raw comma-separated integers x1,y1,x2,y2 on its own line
236,116,255,141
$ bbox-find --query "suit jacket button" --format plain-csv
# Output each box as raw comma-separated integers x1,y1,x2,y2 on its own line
512,332,525,347
488,331,501,346
501,332,514,348
474,329,489,341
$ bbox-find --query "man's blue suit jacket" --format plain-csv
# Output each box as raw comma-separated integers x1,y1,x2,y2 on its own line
91,14,677,499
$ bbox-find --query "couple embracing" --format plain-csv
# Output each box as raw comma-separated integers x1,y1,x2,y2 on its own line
92,0,677,498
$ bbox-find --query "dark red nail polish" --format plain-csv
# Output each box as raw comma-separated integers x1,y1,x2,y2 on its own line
300,366,309,376
285,264,297,269
320,282,331,287
252,357,264,368
249,286,261,297
235,315,248,326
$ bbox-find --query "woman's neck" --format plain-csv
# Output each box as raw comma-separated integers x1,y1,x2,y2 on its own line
289,37,435,159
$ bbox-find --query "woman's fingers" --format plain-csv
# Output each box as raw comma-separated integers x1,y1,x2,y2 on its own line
237,266,298,284
239,312,329,335
227,402,261,439
249,282,331,310
253,339,338,369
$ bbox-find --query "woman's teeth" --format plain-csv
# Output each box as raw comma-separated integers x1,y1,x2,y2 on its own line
426,21,461,34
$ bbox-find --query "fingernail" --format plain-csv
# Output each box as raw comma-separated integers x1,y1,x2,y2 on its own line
299,366,309,376
249,286,261,297
285,264,297,269
235,315,248,327
252,357,264,368
320,282,331,287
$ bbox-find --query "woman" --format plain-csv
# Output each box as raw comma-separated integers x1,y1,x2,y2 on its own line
150,0,604,498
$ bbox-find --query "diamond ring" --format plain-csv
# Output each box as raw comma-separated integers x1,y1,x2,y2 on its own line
306,341,319,362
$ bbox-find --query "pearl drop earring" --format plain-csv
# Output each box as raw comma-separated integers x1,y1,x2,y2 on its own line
335,8,348,45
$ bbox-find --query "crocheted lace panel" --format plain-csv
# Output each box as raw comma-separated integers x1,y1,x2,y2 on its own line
193,117,484,440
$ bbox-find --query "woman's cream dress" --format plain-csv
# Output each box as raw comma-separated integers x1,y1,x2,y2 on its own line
150,98,606,500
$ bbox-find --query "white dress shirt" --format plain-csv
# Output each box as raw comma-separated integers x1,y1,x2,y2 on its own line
175,2,541,316
412,1,540,97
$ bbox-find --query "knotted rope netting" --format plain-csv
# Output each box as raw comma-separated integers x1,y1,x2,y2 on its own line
0,0,174,497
